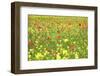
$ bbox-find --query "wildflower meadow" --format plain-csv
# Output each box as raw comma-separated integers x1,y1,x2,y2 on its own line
28,15,88,60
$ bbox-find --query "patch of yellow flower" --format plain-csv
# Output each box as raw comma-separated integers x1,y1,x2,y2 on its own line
60,48,68,58
62,49,68,55
37,37,40,39
44,51,49,56
35,53,44,60
29,49,33,52
75,52,79,59
59,40,62,42
44,48,46,50
56,53,61,60
40,45,43,48
63,39,68,43
43,48,50,55
60,48,68,54
35,40,38,44
36,46,38,48
73,41,76,44
28,54,31,59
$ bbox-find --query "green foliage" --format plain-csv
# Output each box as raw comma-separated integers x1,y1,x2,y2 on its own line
28,15,88,61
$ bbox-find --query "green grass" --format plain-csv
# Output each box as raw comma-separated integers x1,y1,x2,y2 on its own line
28,15,88,61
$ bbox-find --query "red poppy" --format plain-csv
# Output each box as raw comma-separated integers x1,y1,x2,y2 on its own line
56,35,61,39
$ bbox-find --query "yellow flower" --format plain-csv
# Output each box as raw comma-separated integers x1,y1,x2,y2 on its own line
29,49,33,52
38,48,41,50
35,53,43,59
62,57,67,59
57,47,60,50
56,53,61,59
75,52,79,59
73,41,76,44
60,48,63,51
63,39,68,43
62,49,68,55
28,54,31,59
57,44,59,46
38,36,40,39
87,47,88,50
35,40,38,44
67,46,69,49
44,51,48,56
44,48,46,50
36,46,38,48
59,40,62,42
40,45,43,48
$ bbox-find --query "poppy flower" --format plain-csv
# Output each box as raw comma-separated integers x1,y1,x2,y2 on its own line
56,35,61,39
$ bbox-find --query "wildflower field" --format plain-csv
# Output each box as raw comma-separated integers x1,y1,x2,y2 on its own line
28,15,88,61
